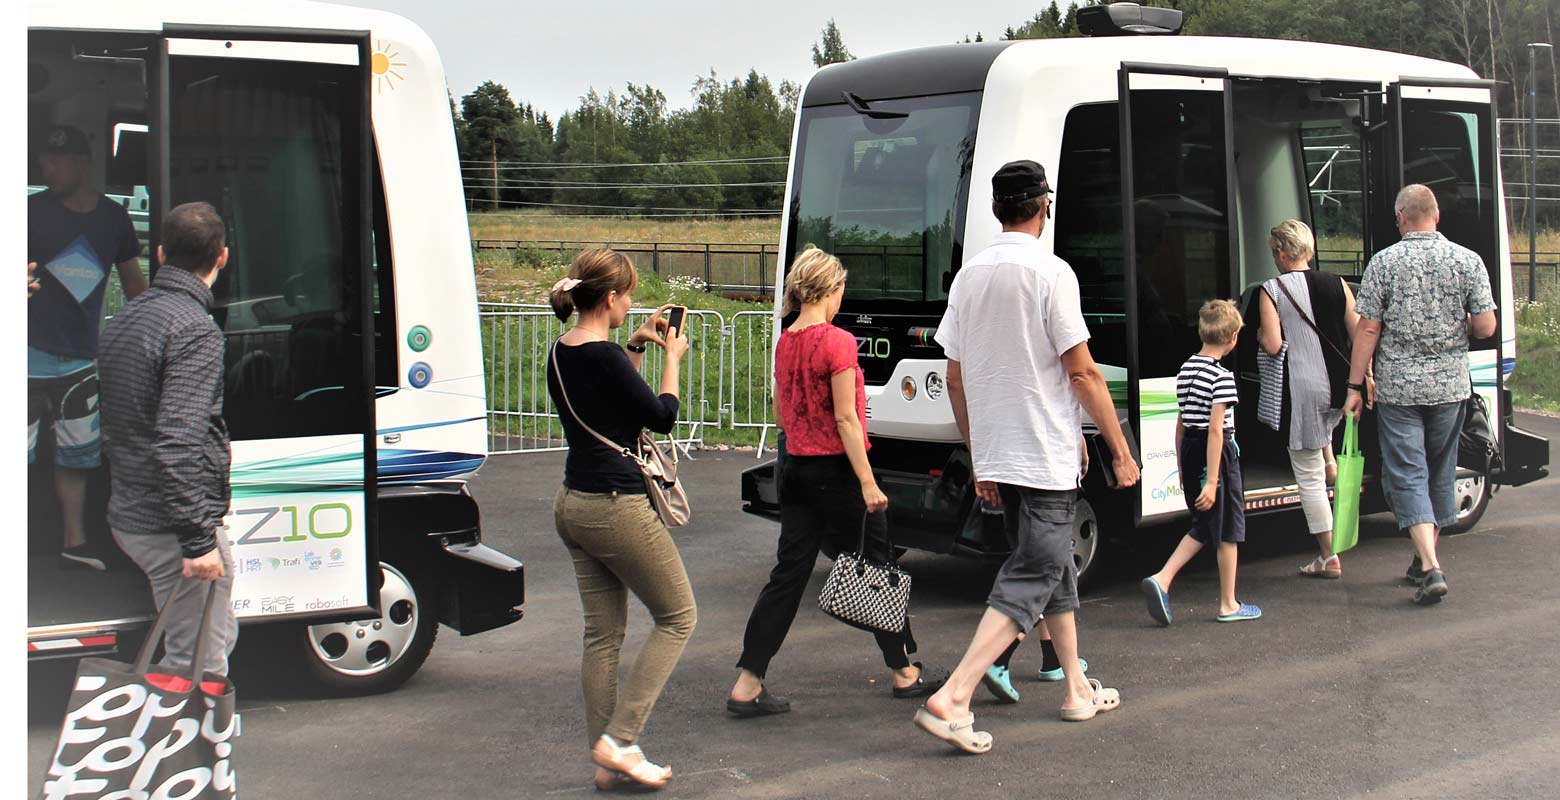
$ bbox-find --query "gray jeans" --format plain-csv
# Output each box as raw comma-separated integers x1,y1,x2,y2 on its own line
113,529,239,677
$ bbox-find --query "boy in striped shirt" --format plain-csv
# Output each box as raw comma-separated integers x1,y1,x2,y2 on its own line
1140,299,1263,625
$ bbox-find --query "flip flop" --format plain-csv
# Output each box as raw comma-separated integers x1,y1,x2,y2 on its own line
1140,576,1172,626
913,708,993,754
1216,602,1263,623
1060,678,1121,722
593,768,660,793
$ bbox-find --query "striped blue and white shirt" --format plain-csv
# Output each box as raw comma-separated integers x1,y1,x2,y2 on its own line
1177,354,1238,430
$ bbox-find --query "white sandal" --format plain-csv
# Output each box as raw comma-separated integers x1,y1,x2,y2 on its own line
1298,555,1342,579
591,735,672,789
913,708,993,754
1060,678,1121,722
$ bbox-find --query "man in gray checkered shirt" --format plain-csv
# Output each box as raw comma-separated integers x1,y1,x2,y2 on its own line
99,201,237,676
1343,184,1497,607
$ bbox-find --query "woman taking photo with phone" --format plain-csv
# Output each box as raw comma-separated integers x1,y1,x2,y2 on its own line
547,247,695,792
726,246,945,719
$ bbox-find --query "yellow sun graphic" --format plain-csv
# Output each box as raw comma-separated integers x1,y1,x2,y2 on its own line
372,40,407,93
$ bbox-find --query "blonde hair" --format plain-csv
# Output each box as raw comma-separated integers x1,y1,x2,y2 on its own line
782,245,846,316
1197,298,1243,345
549,247,637,322
1394,183,1439,222
1268,219,1315,265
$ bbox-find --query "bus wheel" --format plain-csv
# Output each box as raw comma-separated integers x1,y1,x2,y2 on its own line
1073,497,1104,589
1442,471,1490,535
297,562,438,696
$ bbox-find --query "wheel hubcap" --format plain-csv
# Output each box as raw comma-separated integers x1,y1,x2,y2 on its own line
306,563,419,677
1454,474,1486,522
1072,500,1099,578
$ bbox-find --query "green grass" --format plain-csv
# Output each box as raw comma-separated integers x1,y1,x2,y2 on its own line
475,248,776,447
1512,288,1560,413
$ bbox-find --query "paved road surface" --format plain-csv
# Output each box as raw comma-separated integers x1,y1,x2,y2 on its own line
29,414,1560,798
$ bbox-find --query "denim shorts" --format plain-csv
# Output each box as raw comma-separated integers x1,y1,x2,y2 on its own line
987,485,1080,630
1376,401,1464,530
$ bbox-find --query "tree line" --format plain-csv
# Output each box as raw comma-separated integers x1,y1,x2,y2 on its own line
456,2,1558,217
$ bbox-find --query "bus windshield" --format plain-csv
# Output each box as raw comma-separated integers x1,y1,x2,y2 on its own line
787,92,979,308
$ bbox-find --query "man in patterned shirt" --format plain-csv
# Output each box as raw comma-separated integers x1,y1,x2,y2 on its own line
1344,184,1496,606
99,201,237,675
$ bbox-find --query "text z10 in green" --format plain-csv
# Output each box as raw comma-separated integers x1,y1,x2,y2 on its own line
230,503,353,545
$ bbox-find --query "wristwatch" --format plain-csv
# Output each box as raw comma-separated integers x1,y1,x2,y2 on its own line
1347,381,1365,392
625,341,647,353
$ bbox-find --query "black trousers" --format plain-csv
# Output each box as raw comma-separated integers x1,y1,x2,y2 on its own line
736,453,915,678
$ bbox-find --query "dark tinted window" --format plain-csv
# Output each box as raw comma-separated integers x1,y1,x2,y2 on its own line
167,54,368,440
1054,92,1232,378
787,93,978,310
1300,123,1365,276
1401,100,1499,350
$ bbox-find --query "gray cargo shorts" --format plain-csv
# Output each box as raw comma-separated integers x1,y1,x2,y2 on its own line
987,485,1080,630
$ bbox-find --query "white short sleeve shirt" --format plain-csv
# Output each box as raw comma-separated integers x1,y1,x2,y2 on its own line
934,231,1092,490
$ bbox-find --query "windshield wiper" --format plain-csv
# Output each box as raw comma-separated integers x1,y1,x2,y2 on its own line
842,91,908,120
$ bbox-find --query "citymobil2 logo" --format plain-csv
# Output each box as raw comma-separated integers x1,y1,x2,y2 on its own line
1151,468,1185,503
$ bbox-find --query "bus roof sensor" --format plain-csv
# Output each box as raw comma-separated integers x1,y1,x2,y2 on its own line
1077,3,1184,36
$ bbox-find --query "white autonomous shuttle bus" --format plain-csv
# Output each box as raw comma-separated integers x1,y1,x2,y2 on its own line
27,0,523,694
742,4,1549,585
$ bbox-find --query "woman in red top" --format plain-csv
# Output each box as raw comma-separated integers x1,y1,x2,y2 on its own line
726,247,945,717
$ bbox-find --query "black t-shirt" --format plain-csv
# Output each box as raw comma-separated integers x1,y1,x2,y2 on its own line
28,191,141,358
547,340,680,494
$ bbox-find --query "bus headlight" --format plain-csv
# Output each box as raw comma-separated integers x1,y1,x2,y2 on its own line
925,372,944,400
901,376,917,401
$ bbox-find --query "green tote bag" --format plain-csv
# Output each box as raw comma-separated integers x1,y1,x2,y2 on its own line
1332,413,1365,554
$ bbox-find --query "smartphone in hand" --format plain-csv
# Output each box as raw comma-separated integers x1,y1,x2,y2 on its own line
666,305,687,336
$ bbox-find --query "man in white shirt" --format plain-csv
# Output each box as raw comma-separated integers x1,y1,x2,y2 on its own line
913,161,1140,753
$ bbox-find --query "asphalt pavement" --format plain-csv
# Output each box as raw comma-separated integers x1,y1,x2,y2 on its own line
28,414,1560,799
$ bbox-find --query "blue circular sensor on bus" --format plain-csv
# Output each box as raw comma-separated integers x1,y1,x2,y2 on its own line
408,362,432,389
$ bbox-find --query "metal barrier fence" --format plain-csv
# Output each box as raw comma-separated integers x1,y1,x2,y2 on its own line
473,239,780,297
479,303,731,455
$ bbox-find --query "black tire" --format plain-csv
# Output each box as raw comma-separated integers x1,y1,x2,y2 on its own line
294,562,439,696
1072,495,1107,591
1441,471,1491,535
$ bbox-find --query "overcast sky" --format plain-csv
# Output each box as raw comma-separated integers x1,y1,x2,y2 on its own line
338,0,1040,117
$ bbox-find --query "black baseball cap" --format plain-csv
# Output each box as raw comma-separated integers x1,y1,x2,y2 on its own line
992,160,1051,202
39,125,90,156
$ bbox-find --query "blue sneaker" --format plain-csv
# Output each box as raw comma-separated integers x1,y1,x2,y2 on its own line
1216,602,1263,623
1037,657,1088,682
981,665,1020,703
1141,576,1172,626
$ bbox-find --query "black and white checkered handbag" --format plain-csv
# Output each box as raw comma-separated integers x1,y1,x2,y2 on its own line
818,516,910,635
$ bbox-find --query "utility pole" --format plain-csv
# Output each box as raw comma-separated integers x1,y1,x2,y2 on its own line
491,135,499,212
1529,42,1553,302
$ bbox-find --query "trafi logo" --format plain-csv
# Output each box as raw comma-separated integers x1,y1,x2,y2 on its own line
1151,469,1184,502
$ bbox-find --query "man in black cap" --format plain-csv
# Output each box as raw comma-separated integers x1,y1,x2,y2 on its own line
28,124,147,570
913,160,1140,753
